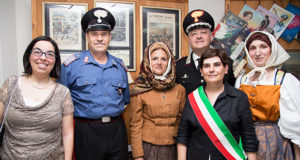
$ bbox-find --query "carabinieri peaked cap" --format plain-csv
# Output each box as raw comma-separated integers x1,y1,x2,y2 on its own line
183,9,215,35
81,7,115,33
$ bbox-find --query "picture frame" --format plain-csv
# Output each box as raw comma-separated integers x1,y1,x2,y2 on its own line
108,49,131,67
141,6,181,59
281,51,300,80
95,1,136,71
42,2,88,55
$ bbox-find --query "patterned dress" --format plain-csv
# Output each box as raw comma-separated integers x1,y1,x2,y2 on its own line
0,76,74,160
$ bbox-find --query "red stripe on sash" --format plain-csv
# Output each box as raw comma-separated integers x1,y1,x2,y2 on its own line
188,93,236,160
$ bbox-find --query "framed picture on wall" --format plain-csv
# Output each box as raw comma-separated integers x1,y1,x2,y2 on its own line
141,6,181,59
281,51,300,80
43,2,88,55
95,1,136,71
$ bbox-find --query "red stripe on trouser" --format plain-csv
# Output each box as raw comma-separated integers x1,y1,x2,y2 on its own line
188,93,236,160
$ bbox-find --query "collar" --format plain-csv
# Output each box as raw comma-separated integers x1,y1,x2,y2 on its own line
192,52,201,67
82,50,117,68
185,51,193,64
210,83,238,100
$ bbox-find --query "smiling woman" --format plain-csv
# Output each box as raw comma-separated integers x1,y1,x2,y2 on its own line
130,42,186,160
236,31,300,160
177,48,258,160
0,36,74,160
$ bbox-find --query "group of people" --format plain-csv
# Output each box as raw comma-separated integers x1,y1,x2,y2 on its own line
0,6,299,160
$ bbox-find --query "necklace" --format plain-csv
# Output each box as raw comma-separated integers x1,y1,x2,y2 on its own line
30,78,52,89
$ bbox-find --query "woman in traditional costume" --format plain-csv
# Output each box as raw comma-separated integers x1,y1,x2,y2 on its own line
130,42,186,160
235,31,300,160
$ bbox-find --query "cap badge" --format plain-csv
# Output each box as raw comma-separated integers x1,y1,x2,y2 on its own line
191,11,204,22
93,9,108,23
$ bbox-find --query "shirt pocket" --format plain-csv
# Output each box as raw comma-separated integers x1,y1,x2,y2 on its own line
110,79,126,98
111,79,126,89
76,77,97,93
77,77,97,86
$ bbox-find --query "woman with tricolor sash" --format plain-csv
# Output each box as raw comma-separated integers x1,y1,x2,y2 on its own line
235,31,300,160
177,48,258,160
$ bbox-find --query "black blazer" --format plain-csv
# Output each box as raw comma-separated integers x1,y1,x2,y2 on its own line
176,52,236,95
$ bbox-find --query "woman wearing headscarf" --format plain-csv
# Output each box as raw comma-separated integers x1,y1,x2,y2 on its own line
130,42,186,160
235,31,300,160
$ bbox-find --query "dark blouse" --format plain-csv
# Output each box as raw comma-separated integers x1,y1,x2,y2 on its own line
176,84,258,160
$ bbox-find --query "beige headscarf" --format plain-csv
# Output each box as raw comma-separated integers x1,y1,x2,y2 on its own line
149,42,172,80
130,42,176,96
245,31,290,81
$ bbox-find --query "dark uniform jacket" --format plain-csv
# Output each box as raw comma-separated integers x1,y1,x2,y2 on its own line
176,84,258,160
176,52,236,95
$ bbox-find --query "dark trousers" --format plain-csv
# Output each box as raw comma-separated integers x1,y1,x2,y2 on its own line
74,118,128,160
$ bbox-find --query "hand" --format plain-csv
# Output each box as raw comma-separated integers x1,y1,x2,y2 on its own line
135,157,144,160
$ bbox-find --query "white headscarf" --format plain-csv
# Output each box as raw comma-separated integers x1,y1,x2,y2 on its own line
148,42,172,80
245,31,290,81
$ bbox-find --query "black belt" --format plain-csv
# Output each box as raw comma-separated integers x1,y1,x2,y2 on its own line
75,116,121,123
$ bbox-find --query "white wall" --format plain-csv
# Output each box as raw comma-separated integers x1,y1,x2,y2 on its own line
189,0,225,28
0,0,32,84
0,0,18,84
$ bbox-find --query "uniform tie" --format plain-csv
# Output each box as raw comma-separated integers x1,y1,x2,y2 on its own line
197,58,201,72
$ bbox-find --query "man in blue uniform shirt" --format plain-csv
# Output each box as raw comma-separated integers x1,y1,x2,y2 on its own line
59,7,130,160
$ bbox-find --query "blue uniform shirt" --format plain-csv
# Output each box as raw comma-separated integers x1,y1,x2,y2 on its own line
59,50,130,119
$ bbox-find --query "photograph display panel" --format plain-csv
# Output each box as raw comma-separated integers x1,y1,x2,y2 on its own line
96,1,136,71
141,7,181,59
43,2,87,55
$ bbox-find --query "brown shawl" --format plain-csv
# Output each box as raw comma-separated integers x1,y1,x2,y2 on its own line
130,42,176,96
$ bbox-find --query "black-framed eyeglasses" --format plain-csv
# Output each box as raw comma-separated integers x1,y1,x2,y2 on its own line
31,48,56,59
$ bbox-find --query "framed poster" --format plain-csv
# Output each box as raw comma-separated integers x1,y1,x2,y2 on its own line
281,51,300,80
141,6,181,59
95,1,136,71
43,2,87,55
270,4,295,40
108,49,130,66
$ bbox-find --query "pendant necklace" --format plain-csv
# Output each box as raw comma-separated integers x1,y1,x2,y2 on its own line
31,78,51,89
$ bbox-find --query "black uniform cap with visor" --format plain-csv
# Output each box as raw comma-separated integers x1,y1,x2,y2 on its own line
81,7,115,33
183,9,215,35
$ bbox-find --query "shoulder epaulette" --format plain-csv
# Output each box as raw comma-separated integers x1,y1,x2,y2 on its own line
115,58,128,72
63,54,79,66
274,70,286,85
176,56,187,62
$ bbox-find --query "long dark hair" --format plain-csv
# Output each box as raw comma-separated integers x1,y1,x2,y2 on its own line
23,36,61,78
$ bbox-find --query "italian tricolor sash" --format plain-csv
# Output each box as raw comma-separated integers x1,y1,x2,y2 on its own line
188,86,246,160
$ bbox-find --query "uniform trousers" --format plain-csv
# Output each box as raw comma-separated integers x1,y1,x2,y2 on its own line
74,117,128,160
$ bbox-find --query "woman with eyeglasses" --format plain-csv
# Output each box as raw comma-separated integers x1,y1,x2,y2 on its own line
0,36,74,160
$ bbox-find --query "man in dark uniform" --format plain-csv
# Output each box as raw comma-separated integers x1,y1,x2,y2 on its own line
59,7,130,160
176,9,235,95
